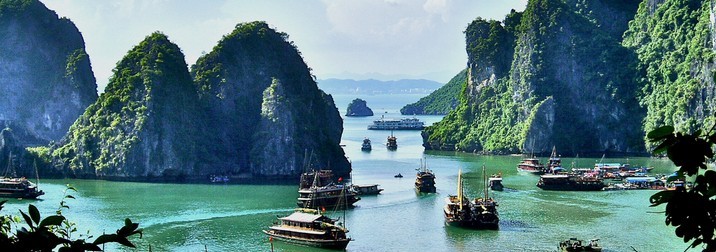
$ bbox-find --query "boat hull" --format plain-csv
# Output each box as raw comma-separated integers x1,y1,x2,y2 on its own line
296,195,360,209
0,190,44,199
444,213,499,230
415,186,436,193
263,230,350,250
517,166,545,175
537,183,605,191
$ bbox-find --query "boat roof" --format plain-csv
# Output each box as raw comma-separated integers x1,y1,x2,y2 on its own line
541,174,570,178
488,177,502,181
596,163,622,166
280,212,325,223
353,184,379,187
270,225,327,235
625,177,658,182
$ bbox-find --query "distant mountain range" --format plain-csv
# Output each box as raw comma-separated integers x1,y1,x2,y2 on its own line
317,78,443,95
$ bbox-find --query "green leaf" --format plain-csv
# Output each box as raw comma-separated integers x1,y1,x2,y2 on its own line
19,210,34,229
650,190,675,206
115,237,136,248
647,126,674,140
39,215,66,227
92,234,117,245
29,204,40,224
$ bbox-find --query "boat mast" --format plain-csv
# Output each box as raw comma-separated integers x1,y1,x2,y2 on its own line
483,165,488,199
457,169,463,211
34,159,40,187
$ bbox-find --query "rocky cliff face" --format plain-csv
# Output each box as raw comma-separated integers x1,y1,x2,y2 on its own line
424,0,644,155
191,21,349,178
623,0,716,149
52,33,202,179
346,98,374,116
0,0,97,145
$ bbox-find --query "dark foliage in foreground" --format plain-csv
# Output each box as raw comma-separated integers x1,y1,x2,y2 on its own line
0,185,142,251
648,124,716,251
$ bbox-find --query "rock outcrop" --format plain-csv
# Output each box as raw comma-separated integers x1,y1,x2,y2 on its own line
423,0,644,155
346,98,374,117
623,0,716,149
52,33,203,180
191,21,349,178
49,22,350,181
0,0,97,145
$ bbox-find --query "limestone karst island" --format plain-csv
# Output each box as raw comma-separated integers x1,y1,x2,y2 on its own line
0,0,714,251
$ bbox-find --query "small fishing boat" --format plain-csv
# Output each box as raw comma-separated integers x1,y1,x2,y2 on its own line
351,184,383,195
394,173,403,178
559,238,602,252
488,174,503,191
264,208,352,249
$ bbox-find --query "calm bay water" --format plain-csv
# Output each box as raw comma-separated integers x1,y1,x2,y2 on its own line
3,94,684,251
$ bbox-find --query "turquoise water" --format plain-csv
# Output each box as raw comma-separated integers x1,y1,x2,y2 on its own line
2,94,684,251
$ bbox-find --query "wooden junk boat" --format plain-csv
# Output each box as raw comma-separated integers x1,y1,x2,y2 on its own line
517,156,546,175
415,159,436,193
443,167,499,229
361,138,372,151
297,170,360,209
536,174,605,191
263,208,351,249
0,152,43,199
386,131,397,150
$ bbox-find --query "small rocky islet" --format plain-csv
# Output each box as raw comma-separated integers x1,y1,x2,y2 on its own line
345,98,374,117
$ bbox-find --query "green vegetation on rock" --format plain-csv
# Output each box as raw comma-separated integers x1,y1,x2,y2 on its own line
51,32,202,178
423,0,644,155
0,0,97,143
401,69,467,115
191,21,349,178
623,0,716,149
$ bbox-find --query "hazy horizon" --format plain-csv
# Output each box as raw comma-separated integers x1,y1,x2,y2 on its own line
41,0,527,93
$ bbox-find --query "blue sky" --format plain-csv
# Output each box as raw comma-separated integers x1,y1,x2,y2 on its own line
41,0,527,92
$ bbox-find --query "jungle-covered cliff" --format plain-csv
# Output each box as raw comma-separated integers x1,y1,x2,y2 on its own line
191,21,349,178
400,69,467,115
47,22,350,180
50,33,202,179
0,0,97,145
623,0,716,149
423,0,646,155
